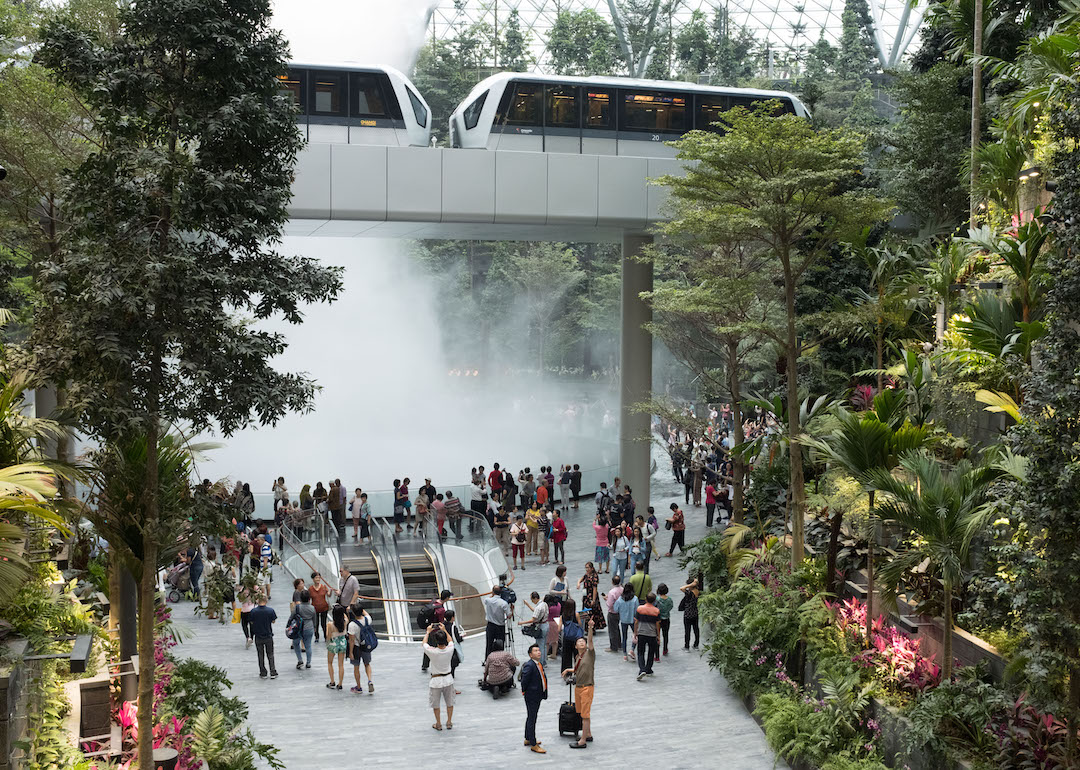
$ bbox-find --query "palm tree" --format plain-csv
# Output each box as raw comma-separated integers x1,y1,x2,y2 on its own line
865,450,1007,679
965,217,1050,324
963,138,1027,219
806,393,931,642
921,236,977,346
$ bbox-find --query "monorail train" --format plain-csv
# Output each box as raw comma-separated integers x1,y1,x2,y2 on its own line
449,72,809,158
277,63,432,147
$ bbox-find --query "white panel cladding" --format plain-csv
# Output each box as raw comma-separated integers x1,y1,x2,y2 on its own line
647,158,683,224
494,151,548,225
290,143,332,219
596,155,648,227
386,147,443,222
547,153,598,226
330,144,388,221
441,150,495,224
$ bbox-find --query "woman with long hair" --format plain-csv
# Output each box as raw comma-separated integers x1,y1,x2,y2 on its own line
325,604,348,689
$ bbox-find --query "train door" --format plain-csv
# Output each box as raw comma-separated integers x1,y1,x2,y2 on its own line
581,89,617,156
492,82,543,152
543,84,581,153
307,71,349,143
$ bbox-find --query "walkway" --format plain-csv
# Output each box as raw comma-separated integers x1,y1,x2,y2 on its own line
175,475,783,769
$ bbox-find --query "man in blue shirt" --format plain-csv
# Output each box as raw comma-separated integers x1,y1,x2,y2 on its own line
250,596,278,679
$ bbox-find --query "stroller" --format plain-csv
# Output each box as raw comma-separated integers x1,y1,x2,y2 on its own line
164,562,191,603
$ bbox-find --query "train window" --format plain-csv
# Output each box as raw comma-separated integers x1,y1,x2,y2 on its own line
730,95,795,115
463,91,487,130
545,85,579,128
502,82,542,126
620,90,687,132
695,95,729,132
277,70,304,113
407,85,429,127
585,90,613,129
311,72,345,116
350,73,388,117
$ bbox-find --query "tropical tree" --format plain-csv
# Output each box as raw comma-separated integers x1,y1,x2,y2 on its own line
31,3,343,767
964,137,1027,219
547,8,621,76
921,235,977,345
806,392,931,641
867,449,1008,679
660,103,889,568
964,217,1050,324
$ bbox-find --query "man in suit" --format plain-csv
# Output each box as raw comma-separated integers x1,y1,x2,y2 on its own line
520,643,548,753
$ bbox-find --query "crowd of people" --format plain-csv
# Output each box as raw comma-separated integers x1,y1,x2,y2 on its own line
173,449,718,755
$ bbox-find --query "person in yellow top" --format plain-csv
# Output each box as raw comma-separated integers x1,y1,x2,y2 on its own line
524,501,541,557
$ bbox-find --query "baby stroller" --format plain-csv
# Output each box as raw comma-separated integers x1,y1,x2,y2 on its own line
165,563,191,603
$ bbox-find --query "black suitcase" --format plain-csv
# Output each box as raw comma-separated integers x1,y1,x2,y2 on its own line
558,682,582,736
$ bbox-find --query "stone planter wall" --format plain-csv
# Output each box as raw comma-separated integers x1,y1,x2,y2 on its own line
0,640,30,770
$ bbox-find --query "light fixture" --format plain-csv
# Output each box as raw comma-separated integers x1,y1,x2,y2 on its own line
1019,165,1043,182
1033,101,1041,107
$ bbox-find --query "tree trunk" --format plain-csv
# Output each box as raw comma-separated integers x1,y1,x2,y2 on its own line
942,579,954,681
970,0,984,225
865,489,875,645
824,507,843,595
136,419,159,770
783,254,806,567
727,338,745,524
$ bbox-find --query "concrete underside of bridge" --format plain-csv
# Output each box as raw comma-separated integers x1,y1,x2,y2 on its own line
287,144,682,503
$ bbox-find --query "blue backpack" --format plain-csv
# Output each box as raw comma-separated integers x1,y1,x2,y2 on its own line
359,620,379,651
563,620,584,644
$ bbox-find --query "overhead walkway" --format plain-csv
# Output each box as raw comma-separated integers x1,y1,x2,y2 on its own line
282,509,510,642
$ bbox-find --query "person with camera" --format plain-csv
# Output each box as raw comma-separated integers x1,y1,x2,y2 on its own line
422,622,456,730
564,618,596,749
664,502,686,558
483,583,512,658
521,643,548,753
519,591,550,663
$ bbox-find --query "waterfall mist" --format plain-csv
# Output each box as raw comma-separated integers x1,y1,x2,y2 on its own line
271,0,438,72
200,238,619,493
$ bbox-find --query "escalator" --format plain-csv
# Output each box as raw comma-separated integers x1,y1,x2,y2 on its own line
341,551,388,636
399,550,439,638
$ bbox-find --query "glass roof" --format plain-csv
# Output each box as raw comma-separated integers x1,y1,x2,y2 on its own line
429,0,926,72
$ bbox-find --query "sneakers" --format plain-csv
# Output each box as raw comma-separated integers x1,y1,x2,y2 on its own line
260,673,268,679
326,681,336,689
636,671,646,681
305,663,311,669
296,662,303,670
350,685,362,693
368,681,375,693
245,638,253,649
270,672,278,679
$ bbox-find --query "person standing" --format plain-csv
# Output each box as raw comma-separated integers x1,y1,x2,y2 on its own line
536,505,551,566
612,525,630,582
328,479,344,537
338,566,360,610
551,509,568,565
664,503,686,558
349,488,365,542
613,584,639,661
423,623,455,730
704,479,718,528
558,465,571,510
292,590,316,669
400,477,413,530
639,512,658,574
347,603,377,694
493,504,511,556
520,592,550,664
565,618,596,749
521,643,548,753
488,463,504,503
656,583,674,657
548,565,571,602
535,478,549,510
605,574,623,652
510,515,527,571
627,561,652,603
185,545,204,603
420,590,451,673
420,478,437,510
592,513,610,574
681,575,702,649
524,500,541,557
250,595,278,679
325,604,348,690
237,581,257,649
483,585,511,659
444,491,463,540
520,472,536,512
633,593,661,680
393,478,406,534
308,572,331,642
569,464,582,508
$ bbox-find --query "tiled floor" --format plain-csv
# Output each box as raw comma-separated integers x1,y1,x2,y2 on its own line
174,474,783,769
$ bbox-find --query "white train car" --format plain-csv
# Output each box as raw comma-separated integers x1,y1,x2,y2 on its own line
450,72,809,158
278,62,432,147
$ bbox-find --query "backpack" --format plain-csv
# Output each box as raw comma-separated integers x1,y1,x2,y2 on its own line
416,601,438,629
285,610,302,640
500,586,517,605
563,619,584,644
597,491,612,513
358,618,379,651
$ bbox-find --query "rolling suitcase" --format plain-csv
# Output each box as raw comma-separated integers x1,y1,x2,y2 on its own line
558,681,583,736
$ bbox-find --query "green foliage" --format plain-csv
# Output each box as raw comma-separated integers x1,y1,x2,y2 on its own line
499,9,530,71
681,531,729,591
190,705,283,770
412,36,490,144
879,64,971,229
0,576,94,649
547,9,620,76
903,668,1011,760
161,659,248,729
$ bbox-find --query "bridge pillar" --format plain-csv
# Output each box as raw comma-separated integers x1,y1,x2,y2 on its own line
619,233,654,507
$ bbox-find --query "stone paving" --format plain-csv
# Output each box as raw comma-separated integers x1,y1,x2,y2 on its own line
174,474,784,769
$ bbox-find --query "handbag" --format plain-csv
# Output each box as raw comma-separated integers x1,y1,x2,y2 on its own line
665,520,673,531
522,621,542,638
231,607,242,624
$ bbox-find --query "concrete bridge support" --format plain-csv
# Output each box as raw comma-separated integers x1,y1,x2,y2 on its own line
619,233,653,507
